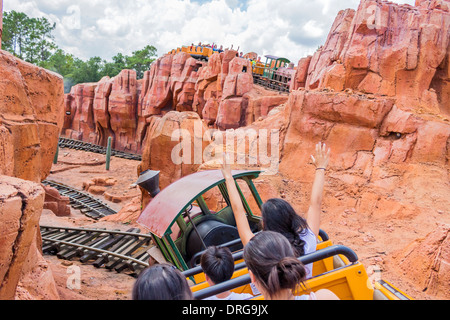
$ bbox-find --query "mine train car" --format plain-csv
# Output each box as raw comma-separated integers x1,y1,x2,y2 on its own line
167,46,295,93
168,45,217,61
252,55,296,93
136,169,413,300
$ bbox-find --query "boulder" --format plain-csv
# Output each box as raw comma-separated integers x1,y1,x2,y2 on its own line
138,111,211,207
0,176,59,300
43,185,71,217
0,50,64,182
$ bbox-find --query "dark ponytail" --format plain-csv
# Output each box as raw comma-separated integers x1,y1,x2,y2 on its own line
244,231,307,299
267,257,307,296
261,198,309,256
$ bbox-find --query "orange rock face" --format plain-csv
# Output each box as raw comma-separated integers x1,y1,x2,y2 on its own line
0,50,64,182
394,224,449,299
0,50,64,300
0,176,59,300
137,111,212,207
295,0,450,116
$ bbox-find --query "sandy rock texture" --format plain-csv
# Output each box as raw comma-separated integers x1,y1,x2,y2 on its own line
0,50,64,299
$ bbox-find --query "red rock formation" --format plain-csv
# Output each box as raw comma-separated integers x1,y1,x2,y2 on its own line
0,176,60,300
137,111,211,207
140,54,174,116
0,50,64,300
109,70,138,152
63,49,285,152
290,56,312,91
295,0,450,116
93,76,113,146
43,185,71,216
64,83,98,143
0,176,54,299
0,50,64,182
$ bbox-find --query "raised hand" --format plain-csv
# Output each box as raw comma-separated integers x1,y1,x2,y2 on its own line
310,142,330,170
220,152,233,179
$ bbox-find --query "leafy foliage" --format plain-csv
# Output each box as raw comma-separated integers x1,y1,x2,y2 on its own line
1,11,158,92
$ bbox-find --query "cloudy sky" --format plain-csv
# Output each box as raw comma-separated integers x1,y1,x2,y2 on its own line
3,0,415,63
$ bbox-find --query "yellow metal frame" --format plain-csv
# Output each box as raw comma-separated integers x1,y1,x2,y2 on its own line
168,46,214,60
189,238,335,296
374,279,414,300
190,241,412,300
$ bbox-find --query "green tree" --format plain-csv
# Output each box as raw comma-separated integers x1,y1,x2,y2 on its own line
41,48,75,75
102,52,127,77
2,11,29,59
2,10,158,92
26,16,57,64
126,45,157,79
2,10,57,65
66,56,104,84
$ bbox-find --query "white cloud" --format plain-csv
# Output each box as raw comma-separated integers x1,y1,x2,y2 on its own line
2,0,416,64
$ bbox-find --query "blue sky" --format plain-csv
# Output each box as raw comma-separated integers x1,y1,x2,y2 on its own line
3,0,416,64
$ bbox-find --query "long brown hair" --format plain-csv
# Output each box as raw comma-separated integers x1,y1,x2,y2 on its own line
243,231,307,299
261,198,309,256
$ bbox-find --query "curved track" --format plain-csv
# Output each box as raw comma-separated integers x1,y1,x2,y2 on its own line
40,225,152,276
58,137,142,161
42,180,117,220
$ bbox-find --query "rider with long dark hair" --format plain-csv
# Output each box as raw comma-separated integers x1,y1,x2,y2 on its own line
221,142,330,278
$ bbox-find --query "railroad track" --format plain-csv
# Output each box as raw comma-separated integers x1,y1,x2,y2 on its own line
42,180,117,220
253,75,290,93
58,137,142,161
40,225,152,276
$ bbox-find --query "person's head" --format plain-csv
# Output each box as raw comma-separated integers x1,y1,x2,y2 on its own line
200,246,235,285
132,264,193,300
261,198,309,256
243,231,307,300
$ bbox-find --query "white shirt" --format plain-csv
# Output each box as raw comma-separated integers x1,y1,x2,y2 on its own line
299,228,318,279
203,292,254,300
295,291,317,300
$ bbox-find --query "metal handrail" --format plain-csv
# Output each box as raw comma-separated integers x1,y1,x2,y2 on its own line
193,244,358,300
184,229,330,277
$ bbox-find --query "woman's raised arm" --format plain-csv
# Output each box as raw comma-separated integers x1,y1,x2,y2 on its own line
220,154,255,246
306,142,330,237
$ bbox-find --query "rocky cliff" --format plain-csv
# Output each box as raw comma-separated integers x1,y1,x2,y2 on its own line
62,50,288,154
0,50,64,299
292,0,450,116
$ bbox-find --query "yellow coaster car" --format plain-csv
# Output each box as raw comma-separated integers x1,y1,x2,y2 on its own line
187,242,413,301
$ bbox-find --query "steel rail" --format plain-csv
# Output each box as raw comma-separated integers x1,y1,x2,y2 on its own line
40,225,153,239
41,180,117,219
41,236,150,267
58,137,142,161
40,226,153,274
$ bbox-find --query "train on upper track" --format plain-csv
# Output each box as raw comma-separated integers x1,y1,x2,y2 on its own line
168,45,296,93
